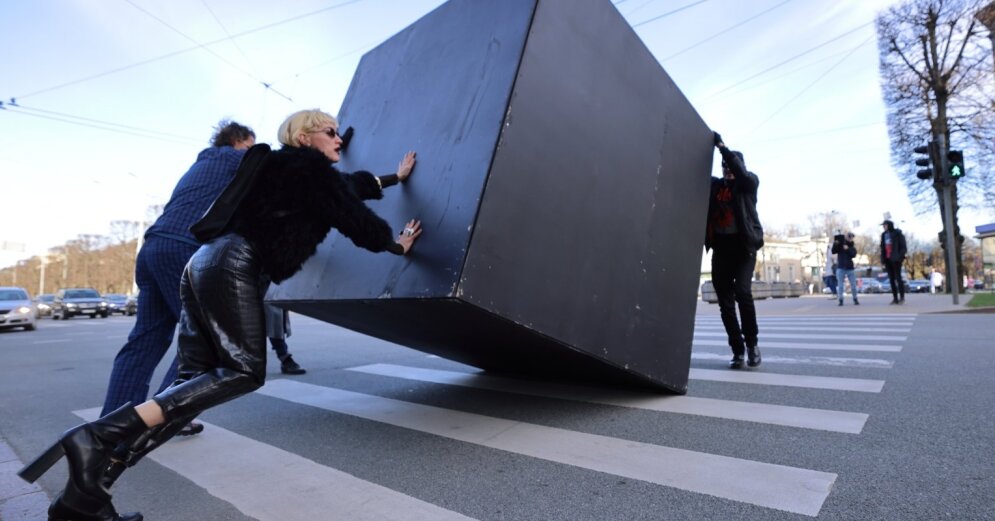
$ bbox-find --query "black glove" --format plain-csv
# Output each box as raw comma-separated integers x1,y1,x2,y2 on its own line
340,126,355,151
712,131,724,148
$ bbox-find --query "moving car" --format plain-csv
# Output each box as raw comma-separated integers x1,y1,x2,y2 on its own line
33,293,56,317
104,293,137,316
907,280,931,293
52,288,109,320
0,286,37,331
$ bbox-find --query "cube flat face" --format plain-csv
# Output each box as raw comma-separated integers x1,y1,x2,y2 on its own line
271,0,712,392
274,0,537,300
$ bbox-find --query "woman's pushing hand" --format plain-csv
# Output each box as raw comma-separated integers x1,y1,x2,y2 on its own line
397,219,422,254
397,151,417,182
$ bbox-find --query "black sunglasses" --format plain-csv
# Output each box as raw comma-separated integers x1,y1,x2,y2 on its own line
311,127,338,139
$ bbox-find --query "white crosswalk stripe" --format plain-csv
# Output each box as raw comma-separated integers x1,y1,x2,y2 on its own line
75,408,478,521
694,339,903,352
695,331,907,341
255,379,837,516
56,313,914,519
346,363,870,433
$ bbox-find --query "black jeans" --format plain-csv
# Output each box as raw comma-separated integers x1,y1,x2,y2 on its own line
710,238,758,356
884,260,905,301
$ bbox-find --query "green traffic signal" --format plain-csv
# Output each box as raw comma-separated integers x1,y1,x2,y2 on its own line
946,150,965,179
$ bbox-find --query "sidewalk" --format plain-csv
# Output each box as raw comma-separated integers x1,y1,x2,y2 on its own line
0,437,49,521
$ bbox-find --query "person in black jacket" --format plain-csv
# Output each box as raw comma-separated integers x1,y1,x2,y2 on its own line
19,109,422,521
705,132,764,369
880,219,907,304
832,231,859,306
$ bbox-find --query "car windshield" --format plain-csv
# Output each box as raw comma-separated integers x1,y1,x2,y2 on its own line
66,289,100,299
39,295,55,302
0,289,29,300
105,294,127,301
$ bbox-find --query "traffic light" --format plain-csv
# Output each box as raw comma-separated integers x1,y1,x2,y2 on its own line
947,150,965,179
913,142,937,180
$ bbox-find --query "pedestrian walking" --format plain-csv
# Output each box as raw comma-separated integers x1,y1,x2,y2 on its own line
880,219,907,304
832,231,859,306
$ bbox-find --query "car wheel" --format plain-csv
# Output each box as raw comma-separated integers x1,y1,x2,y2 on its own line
100,312,109,318
24,323,36,331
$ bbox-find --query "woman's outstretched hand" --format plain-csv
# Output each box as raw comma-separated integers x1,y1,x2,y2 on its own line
397,219,422,254
397,151,417,182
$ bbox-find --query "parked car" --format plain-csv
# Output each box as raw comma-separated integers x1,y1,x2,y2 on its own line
857,278,883,294
33,293,56,317
103,293,136,316
907,279,931,293
52,288,109,319
0,286,37,331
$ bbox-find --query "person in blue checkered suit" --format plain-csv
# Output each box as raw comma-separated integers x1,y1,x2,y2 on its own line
100,120,256,435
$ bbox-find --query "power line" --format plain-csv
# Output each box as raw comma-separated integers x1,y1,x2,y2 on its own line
702,46,857,102
123,0,293,102
661,0,796,62
745,121,885,144
632,0,709,28
750,36,873,131
200,0,262,79
15,0,364,100
704,20,874,100
1,104,203,146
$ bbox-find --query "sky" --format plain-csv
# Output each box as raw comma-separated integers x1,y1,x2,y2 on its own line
2,0,993,269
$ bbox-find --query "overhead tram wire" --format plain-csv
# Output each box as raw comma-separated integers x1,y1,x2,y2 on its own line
2,105,204,146
703,46,858,102
14,0,365,101
632,0,709,28
703,20,874,100
200,0,263,80
661,0,796,62
123,0,293,102
750,35,873,132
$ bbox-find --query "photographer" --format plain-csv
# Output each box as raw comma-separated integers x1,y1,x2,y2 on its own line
832,231,859,306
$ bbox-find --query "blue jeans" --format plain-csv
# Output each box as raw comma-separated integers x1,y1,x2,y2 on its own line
836,268,858,302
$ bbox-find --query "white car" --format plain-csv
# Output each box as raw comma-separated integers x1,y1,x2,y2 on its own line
0,286,37,331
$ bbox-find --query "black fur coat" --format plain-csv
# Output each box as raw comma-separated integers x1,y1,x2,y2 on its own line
230,146,402,283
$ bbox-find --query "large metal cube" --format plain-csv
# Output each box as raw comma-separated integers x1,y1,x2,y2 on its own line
268,0,713,393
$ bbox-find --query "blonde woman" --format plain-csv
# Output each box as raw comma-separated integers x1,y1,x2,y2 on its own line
20,109,422,521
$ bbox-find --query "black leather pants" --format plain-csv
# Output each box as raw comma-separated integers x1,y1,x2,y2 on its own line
118,234,269,464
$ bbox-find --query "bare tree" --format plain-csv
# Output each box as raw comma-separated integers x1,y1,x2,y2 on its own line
877,0,995,291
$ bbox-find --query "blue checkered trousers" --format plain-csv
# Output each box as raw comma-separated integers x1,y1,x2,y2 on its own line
101,147,245,416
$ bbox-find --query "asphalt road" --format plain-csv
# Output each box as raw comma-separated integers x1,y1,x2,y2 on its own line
1,293,993,520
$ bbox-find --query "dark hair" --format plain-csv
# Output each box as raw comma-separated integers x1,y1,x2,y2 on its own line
721,150,745,168
211,119,255,147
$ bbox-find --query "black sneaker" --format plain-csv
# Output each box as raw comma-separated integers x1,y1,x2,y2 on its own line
729,355,745,369
280,354,307,375
854,300,860,305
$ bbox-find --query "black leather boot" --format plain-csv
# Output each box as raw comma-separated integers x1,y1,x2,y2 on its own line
19,404,148,499
48,475,142,521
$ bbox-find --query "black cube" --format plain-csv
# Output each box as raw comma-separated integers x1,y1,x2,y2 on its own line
268,0,713,393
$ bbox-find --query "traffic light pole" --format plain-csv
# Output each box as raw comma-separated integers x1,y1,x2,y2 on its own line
936,134,960,305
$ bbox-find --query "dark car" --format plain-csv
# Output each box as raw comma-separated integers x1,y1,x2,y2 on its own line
52,288,109,320
32,293,56,317
908,279,931,293
104,293,136,316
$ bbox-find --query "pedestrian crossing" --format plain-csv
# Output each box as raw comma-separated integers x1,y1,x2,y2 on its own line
74,313,912,519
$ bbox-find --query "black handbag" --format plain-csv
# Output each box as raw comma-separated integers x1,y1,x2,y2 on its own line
190,143,272,243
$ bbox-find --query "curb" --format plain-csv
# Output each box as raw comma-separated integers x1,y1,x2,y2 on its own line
0,438,51,521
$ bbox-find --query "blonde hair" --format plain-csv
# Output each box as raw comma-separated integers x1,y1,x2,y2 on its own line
277,109,338,147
